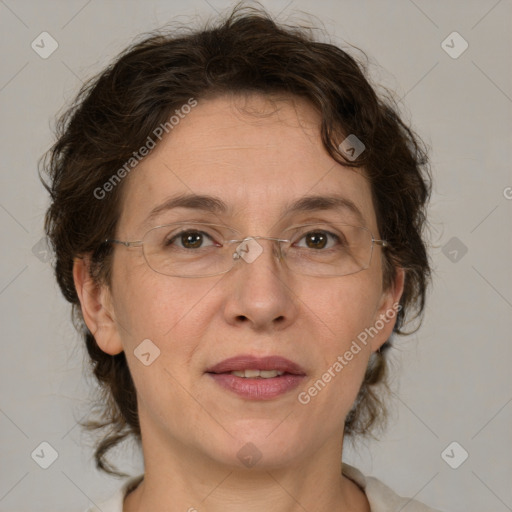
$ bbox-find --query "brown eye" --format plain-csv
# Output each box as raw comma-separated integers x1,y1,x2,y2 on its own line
295,230,341,250
165,230,215,249
181,231,204,248
305,232,328,249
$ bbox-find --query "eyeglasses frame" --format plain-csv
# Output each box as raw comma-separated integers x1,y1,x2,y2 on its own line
104,221,389,278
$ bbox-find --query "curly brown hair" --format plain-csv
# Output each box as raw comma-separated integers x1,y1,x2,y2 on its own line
40,4,431,477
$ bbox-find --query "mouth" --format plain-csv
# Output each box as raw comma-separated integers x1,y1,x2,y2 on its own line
228,369,286,378
205,355,306,400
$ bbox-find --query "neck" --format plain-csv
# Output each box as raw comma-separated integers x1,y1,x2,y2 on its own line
123,428,369,512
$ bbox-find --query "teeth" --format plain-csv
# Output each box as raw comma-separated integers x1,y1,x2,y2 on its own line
230,369,285,378
244,369,261,378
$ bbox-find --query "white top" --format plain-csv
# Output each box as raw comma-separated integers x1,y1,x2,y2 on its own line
85,463,444,512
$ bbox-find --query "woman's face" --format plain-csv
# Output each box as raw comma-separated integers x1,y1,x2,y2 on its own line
81,93,403,470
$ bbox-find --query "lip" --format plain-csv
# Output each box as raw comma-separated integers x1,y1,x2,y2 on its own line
206,355,306,401
206,355,306,375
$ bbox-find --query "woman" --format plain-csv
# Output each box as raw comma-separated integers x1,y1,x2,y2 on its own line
41,5,441,511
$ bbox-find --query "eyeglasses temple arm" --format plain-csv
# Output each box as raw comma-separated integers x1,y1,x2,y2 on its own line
104,239,143,247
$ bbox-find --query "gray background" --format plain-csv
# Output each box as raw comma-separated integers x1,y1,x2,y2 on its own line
1,0,511,511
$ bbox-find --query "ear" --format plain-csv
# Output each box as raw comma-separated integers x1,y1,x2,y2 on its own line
72,255,124,356
369,266,406,353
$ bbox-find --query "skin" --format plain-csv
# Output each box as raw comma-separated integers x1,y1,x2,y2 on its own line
74,93,404,512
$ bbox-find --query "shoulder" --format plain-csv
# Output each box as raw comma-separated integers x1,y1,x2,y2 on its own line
342,463,446,512
83,475,144,512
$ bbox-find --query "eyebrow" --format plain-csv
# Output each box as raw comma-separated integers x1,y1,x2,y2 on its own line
142,192,365,227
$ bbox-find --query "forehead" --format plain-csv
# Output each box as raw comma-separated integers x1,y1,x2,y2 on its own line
118,94,377,235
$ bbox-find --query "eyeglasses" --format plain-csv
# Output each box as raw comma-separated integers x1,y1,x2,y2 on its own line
104,222,388,278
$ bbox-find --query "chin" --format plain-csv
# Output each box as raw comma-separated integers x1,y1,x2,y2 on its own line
201,419,310,471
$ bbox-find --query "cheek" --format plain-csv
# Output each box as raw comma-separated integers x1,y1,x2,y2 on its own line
111,273,211,402
297,275,381,407
111,270,226,384
304,274,381,348
112,265,210,339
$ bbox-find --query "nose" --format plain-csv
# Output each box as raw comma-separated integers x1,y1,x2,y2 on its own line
222,237,299,332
